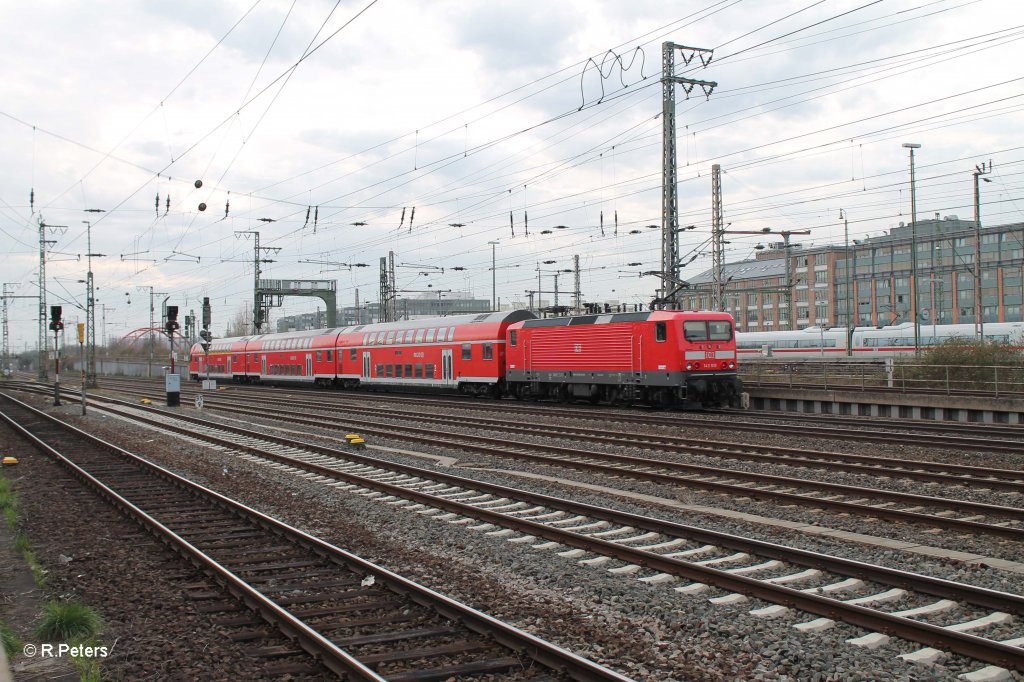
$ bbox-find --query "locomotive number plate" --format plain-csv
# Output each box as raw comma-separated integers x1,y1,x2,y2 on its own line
705,351,715,359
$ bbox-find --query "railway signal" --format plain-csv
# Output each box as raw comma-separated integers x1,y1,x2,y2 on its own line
49,306,63,405
165,305,180,407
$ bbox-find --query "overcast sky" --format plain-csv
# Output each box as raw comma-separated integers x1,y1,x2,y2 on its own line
2,0,1022,348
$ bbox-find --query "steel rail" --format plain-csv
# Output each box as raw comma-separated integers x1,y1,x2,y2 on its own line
0,392,633,682
54,393,1024,673
102,391,1024,539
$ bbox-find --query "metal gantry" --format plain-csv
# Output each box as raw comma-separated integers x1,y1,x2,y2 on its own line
710,164,724,310
659,41,716,309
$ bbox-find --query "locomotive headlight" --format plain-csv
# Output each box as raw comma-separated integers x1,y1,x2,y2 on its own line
728,362,735,369
686,362,692,370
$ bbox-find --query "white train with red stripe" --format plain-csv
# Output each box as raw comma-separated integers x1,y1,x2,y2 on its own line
736,322,1024,359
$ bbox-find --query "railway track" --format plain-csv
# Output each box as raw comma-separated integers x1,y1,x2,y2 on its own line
52,383,1024,541
67,376,1024,448
185,391,1024,494
15,388,1024,678
0,391,630,681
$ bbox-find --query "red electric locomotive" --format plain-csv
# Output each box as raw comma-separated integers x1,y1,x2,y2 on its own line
504,310,742,408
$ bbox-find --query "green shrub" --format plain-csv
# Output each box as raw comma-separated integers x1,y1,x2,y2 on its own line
1,620,20,659
35,601,102,642
899,339,1024,391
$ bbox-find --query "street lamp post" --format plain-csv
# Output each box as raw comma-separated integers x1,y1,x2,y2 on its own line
902,143,922,356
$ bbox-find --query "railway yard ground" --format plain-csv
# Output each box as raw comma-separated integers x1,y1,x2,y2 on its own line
1,375,1023,681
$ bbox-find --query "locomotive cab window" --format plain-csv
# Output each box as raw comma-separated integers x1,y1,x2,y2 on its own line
461,343,472,360
509,330,517,346
683,320,710,341
655,322,667,342
708,320,733,341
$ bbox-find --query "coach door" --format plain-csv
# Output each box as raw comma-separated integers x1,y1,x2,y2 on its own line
305,354,312,378
362,352,371,378
261,355,267,377
441,348,453,385
226,355,232,376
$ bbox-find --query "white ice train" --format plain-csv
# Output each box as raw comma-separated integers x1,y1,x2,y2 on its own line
736,322,1024,360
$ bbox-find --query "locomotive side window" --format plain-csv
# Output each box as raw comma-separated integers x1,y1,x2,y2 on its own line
461,343,472,360
483,343,494,360
709,320,733,341
684,320,709,341
655,322,667,342
509,330,517,346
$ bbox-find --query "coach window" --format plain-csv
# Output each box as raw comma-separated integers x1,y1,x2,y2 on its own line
655,322,667,342
385,365,393,378
316,351,322,362
407,330,417,343
384,331,394,344
395,364,403,378
461,343,472,360
404,363,412,376
482,343,493,360
425,329,436,343
683,320,709,341
349,348,357,361
414,329,425,343
327,350,333,362
509,330,517,346
414,363,423,378
425,363,435,377
376,363,383,376
708,320,733,341
447,327,456,341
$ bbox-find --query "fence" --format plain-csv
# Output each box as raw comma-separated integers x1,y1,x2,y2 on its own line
739,360,1024,398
